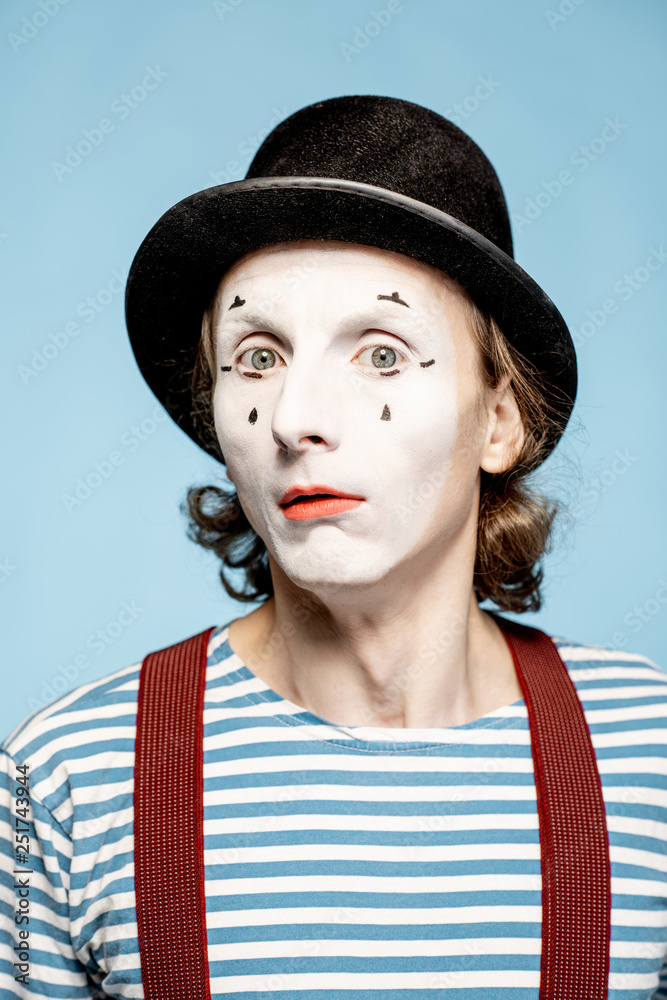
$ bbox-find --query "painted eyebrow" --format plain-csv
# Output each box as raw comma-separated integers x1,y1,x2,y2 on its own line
377,291,409,307
225,292,409,313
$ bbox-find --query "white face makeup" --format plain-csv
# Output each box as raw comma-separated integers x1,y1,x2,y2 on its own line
212,241,490,594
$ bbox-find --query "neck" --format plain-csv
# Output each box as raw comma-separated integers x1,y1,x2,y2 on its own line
228,532,522,729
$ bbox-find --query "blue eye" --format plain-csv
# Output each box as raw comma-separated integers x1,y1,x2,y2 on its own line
357,344,404,369
372,346,395,368
239,347,281,370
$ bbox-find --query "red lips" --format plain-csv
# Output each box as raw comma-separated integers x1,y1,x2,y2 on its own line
279,484,365,521
279,484,364,506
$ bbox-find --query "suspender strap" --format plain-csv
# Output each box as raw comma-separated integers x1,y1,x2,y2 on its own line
493,613,611,998
134,626,215,1000
134,618,611,998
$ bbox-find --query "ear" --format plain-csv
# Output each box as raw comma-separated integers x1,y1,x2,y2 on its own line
479,374,525,475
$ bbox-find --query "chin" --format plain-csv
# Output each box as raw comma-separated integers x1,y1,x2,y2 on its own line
272,536,396,594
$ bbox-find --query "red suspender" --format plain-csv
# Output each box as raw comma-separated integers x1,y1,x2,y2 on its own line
493,614,611,998
134,618,611,998
134,626,215,1000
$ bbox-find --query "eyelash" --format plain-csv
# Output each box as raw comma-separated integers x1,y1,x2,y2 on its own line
235,341,407,375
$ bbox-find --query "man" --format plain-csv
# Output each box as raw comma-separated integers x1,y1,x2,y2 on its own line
2,95,667,997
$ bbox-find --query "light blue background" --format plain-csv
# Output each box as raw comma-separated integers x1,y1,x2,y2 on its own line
2,0,666,737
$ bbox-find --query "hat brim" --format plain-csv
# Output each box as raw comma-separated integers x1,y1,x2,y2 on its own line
125,176,576,463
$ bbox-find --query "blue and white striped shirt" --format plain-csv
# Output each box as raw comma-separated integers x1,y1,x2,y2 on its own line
2,622,667,998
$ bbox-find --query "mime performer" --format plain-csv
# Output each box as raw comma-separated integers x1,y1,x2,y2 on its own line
2,95,667,998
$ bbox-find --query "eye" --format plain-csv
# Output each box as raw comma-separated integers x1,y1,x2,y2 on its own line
356,344,405,369
238,346,283,371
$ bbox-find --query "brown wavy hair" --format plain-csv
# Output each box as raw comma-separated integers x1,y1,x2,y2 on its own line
184,259,566,613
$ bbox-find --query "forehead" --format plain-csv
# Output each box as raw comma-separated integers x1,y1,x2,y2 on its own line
213,240,468,327
223,239,458,289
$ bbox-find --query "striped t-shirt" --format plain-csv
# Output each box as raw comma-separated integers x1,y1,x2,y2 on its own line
1,621,667,998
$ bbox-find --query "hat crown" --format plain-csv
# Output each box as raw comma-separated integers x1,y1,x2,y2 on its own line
245,95,514,258
126,93,576,465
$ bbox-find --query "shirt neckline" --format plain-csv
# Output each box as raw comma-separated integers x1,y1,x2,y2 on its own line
212,623,528,753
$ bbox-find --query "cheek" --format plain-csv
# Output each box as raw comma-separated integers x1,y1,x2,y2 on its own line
441,392,487,508
212,384,261,483
455,381,488,460
394,373,460,464
372,380,459,516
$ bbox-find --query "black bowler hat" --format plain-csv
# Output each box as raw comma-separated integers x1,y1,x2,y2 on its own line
125,94,577,462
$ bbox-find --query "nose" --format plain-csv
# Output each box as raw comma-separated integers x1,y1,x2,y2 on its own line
270,356,343,455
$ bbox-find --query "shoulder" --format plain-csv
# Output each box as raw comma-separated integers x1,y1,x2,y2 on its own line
549,633,667,722
551,632,666,682
1,656,142,814
1,623,231,811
